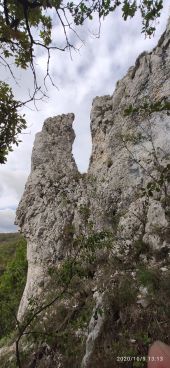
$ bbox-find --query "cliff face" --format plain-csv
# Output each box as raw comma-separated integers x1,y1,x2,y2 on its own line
15,113,80,318
2,19,170,368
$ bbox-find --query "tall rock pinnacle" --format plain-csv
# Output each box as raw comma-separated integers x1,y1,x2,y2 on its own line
9,18,170,368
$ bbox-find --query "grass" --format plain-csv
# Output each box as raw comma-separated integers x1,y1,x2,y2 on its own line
0,233,23,275
0,234,27,341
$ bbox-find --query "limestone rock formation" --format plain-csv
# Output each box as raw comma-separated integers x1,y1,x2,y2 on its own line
1,18,170,368
15,113,80,318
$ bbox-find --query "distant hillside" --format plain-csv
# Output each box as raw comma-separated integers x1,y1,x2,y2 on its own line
0,232,23,275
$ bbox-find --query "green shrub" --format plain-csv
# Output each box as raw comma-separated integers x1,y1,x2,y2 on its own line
0,233,23,275
137,266,160,291
0,237,27,340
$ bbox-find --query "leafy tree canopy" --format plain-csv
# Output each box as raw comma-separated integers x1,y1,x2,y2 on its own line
0,0,164,163
0,82,26,163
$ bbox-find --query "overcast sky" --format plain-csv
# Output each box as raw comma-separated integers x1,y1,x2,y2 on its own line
0,4,169,232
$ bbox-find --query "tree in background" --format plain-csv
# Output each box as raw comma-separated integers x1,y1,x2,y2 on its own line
0,82,26,163
0,0,164,163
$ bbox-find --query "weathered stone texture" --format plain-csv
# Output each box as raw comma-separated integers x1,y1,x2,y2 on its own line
12,18,170,368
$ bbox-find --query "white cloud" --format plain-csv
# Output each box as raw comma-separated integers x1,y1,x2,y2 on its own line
0,209,17,233
0,3,169,232
0,168,28,209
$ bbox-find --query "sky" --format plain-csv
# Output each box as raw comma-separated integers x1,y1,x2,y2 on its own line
0,3,170,232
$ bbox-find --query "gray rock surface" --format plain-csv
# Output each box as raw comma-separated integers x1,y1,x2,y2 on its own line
16,113,80,318
12,18,170,368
